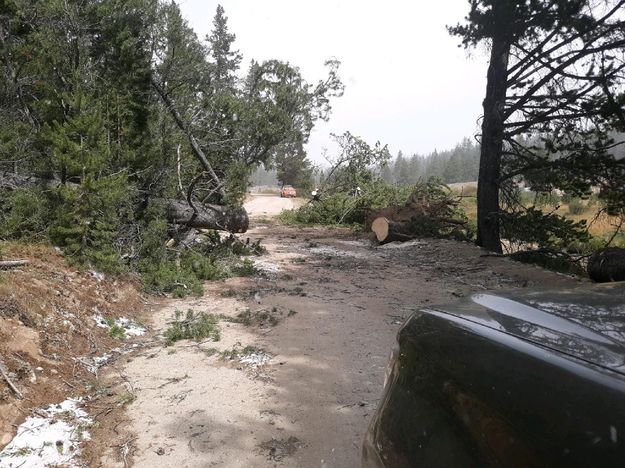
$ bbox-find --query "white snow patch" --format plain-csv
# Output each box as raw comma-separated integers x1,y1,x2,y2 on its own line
93,314,109,329
308,245,367,259
74,353,111,375
92,315,146,337
0,398,92,468
239,350,272,369
253,259,281,274
89,270,105,281
378,239,425,249
114,317,146,337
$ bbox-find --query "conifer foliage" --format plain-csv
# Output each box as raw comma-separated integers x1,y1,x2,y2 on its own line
0,1,343,276
451,0,625,252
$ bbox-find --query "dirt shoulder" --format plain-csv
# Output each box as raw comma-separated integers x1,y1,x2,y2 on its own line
0,243,151,466
114,217,580,467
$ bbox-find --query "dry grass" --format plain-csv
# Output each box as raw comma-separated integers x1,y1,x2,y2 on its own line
449,189,622,239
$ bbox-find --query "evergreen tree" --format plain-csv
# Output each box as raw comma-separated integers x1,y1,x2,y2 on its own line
207,5,242,92
450,0,625,252
394,151,411,185
407,154,423,183
275,146,314,191
0,0,344,274
379,162,394,183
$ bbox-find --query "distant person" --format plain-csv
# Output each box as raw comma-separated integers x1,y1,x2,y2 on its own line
311,188,321,201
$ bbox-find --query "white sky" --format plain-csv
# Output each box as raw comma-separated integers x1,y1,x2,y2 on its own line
178,0,488,163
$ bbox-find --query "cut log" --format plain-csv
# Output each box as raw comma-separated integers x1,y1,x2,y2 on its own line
371,217,416,245
587,247,625,283
165,200,249,233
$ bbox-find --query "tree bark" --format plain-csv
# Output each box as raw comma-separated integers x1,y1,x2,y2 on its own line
0,171,64,190
150,78,226,199
371,217,417,245
587,247,625,283
165,200,248,233
477,35,510,253
0,260,29,269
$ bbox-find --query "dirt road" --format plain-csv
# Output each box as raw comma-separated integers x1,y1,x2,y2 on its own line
109,194,579,467
243,193,304,218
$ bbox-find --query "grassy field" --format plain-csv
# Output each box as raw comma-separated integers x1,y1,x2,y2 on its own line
450,184,623,241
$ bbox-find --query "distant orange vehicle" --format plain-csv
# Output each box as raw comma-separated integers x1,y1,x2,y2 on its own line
280,185,297,198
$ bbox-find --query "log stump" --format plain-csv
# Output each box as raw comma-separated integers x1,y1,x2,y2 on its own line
371,217,416,245
587,247,625,283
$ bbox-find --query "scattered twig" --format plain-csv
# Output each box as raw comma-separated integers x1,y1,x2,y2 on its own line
176,144,184,195
157,374,189,389
112,365,135,394
62,379,76,389
0,362,24,399
0,260,29,269
118,436,138,468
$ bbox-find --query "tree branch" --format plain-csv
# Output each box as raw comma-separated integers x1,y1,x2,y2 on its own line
150,78,226,199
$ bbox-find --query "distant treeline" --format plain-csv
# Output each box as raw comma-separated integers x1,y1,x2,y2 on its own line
381,134,625,186
251,137,481,187
380,138,480,185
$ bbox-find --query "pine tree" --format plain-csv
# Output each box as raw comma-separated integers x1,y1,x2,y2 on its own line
450,0,625,252
275,146,314,191
207,5,242,92
45,92,130,271
394,152,411,185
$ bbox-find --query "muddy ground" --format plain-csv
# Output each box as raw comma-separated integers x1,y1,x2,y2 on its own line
95,194,580,467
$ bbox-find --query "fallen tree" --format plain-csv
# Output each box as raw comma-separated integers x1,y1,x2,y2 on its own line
371,217,418,244
368,180,470,244
0,171,248,233
165,200,248,232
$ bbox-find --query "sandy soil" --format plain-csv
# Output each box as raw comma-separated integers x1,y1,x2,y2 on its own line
243,193,304,218
107,194,581,467
0,243,148,454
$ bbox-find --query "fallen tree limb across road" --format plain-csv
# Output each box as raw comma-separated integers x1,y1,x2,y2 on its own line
0,171,248,233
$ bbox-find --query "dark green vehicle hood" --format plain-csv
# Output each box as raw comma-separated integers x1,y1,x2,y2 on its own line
424,282,625,376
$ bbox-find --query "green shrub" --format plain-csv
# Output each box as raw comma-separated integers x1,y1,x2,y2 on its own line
500,207,590,249
231,258,258,277
180,249,226,281
164,309,221,345
141,261,204,297
567,198,586,215
279,180,412,226
279,194,355,225
0,188,51,240
105,318,126,340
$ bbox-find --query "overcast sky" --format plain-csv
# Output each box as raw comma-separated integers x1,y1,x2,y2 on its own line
178,0,488,163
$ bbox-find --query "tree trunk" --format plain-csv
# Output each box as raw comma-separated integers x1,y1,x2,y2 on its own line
165,200,248,233
371,217,416,245
150,78,226,199
0,260,29,269
477,35,510,253
0,171,64,190
587,247,625,283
